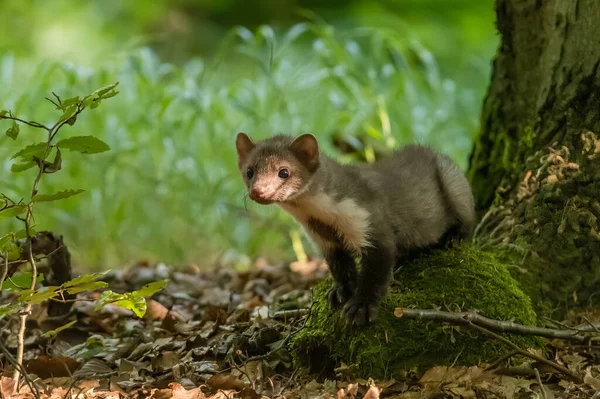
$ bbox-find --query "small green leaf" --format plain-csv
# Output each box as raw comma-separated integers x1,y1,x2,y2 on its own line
56,136,110,154
94,290,122,310
91,82,119,98
65,281,108,295
100,90,119,100
11,142,48,160
14,228,35,240
11,161,36,173
132,280,168,298
81,96,95,108
41,320,77,338
0,233,11,248
114,297,147,318
6,121,19,140
5,242,21,261
61,272,107,288
19,287,59,304
94,290,148,317
60,96,80,109
0,303,21,316
2,272,45,292
0,205,27,219
0,110,8,117
62,272,108,296
33,189,84,202
58,105,77,124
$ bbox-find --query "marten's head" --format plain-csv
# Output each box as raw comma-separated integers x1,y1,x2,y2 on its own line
235,133,320,205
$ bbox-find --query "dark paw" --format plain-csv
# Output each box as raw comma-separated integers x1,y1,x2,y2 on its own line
341,297,377,326
446,235,461,249
327,284,353,309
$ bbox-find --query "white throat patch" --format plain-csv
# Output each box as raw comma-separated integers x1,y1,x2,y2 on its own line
280,191,372,253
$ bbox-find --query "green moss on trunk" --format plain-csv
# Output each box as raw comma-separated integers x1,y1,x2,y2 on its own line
291,246,539,379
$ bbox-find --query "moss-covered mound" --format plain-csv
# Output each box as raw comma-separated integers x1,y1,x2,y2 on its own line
291,246,539,379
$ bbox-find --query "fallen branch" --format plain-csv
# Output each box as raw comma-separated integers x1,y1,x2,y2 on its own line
394,308,597,343
395,307,584,384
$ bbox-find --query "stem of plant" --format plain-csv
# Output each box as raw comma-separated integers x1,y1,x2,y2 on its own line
9,105,85,387
12,208,37,387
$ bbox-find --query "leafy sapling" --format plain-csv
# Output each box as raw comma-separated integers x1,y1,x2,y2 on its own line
0,83,167,387
235,133,475,326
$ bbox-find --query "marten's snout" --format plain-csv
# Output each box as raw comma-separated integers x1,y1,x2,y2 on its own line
250,187,266,200
249,183,278,204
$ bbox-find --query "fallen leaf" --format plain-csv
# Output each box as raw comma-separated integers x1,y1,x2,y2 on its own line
170,382,206,399
238,387,261,399
146,298,169,320
207,374,247,390
363,386,381,399
584,366,600,390
25,355,80,378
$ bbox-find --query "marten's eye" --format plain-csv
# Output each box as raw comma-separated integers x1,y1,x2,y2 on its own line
246,168,254,178
278,169,290,179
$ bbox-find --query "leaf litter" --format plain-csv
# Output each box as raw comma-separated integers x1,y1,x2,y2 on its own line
1,257,599,398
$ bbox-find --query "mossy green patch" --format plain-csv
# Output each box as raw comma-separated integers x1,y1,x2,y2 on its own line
291,245,539,379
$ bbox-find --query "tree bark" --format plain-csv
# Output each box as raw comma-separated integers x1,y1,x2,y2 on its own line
469,0,600,312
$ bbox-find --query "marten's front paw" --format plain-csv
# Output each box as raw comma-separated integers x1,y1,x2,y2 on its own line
341,297,377,326
327,284,352,308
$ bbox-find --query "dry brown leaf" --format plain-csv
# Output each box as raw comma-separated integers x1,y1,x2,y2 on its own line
170,382,206,399
207,374,247,390
584,366,600,390
146,298,170,320
25,355,81,379
0,377,15,397
238,387,261,399
363,386,381,399
152,351,181,372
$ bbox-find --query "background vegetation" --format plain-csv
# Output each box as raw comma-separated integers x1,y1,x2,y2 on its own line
1,0,497,269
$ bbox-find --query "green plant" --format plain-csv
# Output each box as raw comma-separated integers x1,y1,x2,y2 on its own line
0,84,167,387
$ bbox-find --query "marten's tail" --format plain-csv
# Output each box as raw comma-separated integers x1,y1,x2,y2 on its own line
434,153,476,239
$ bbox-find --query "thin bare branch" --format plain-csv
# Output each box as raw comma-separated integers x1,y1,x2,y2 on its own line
395,308,597,342
0,115,50,131
45,96,60,108
12,208,38,385
395,307,584,383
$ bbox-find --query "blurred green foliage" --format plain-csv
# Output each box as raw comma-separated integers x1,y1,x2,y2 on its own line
0,1,498,268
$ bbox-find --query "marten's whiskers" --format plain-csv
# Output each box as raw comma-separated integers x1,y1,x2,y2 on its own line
243,193,249,211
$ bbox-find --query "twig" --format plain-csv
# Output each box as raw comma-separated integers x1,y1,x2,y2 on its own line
484,350,520,371
0,338,40,399
45,97,60,108
271,309,309,319
580,316,600,333
395,307,584,383
0,254,7,292
12,212,37,386
469,322,582,383
0,114,50,131
276,369,297,398
534,368,548,399
395,308,597,342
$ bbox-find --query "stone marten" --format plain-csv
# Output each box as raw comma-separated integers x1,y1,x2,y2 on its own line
235,133,475,326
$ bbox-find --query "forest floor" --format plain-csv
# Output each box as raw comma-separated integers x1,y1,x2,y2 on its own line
2,258,600,399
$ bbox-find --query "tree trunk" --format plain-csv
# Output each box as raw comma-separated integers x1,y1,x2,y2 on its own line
469,0,600,313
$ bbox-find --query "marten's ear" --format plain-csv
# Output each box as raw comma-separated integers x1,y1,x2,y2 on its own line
291,134,319,171
236,132,255,164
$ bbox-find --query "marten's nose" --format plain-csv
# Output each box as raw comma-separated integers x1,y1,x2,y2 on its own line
250,187,265,199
